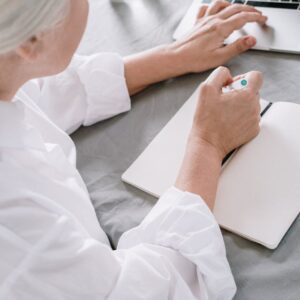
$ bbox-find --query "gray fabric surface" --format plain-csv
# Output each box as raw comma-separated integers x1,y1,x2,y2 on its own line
72,0,300,299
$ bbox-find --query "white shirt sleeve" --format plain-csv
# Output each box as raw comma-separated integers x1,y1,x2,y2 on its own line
0,187,236,300
21,53,131,134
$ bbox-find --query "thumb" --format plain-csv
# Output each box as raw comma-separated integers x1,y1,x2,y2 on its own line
205,66,233,91
220,36,256,60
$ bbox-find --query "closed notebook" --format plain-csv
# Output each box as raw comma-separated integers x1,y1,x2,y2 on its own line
122,87,300,249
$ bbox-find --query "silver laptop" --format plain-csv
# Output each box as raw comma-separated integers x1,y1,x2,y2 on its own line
173,0,300,53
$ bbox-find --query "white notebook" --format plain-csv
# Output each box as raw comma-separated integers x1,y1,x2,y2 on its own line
122,87,300,249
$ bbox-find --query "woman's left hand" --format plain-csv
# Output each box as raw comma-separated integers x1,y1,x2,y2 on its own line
124,0,267,95
169,0,268,74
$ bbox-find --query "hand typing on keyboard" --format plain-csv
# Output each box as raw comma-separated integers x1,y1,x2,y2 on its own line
168,0,268,74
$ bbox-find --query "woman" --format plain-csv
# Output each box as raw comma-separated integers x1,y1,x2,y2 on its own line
0,0,265,299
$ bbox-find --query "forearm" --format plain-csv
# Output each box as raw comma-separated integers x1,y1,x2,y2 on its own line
175,136,222,211
124,44,186,95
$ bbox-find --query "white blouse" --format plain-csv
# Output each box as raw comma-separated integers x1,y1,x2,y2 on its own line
0,53,236,300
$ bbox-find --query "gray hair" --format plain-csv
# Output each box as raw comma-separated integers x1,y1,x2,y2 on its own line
0,0,69,54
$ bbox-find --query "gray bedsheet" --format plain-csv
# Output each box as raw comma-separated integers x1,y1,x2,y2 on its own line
72,0,300,299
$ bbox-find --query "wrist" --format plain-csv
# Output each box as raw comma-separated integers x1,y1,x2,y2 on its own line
164,42,193,76
175,131,222,210
124,44,190,94
187,133,224,164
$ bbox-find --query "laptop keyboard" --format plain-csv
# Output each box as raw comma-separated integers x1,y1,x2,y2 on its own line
232,0,300,10
202,0,300,9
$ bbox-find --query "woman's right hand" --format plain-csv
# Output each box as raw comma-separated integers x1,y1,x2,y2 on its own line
175,67,262,209
190,66,263,161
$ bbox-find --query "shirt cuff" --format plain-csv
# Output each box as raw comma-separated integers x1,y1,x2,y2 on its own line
118,187,236,299
74,53,131,126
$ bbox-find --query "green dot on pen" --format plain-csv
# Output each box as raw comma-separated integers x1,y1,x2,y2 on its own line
241,79,248,87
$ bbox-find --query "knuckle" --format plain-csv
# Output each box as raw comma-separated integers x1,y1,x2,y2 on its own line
215,22,223,33
210,20,222,33
218,66,229,74
199,83,209,95
247,71,264,89
200,82,214,94
217,66,231,78
240,12,248,19
236,3,244,9
232,4,243,12
252,70,263,82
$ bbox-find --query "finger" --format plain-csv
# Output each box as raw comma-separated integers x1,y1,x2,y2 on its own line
205,66,233,90
206,0,231,15
196,4,209,20
232,72,253,82
217,3,263,20
221,12,268,38
224,71,263,94
216,35,257,61
231,72,263,93
243,71,263,92
232,73,250,81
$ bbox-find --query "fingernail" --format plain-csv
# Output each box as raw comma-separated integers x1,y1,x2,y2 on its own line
245,37,255,47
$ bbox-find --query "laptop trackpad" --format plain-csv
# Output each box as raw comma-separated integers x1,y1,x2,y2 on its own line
226,23,275,51
226,8,300,53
